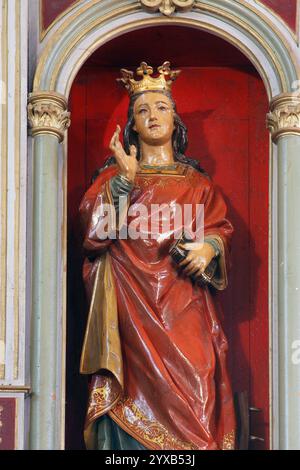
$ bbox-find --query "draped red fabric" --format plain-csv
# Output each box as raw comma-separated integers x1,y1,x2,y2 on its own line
79,163,236,450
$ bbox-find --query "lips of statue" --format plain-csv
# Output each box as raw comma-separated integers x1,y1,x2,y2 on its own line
133,92,175,146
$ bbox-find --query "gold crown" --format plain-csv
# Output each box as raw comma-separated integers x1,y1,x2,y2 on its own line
117,61,181,96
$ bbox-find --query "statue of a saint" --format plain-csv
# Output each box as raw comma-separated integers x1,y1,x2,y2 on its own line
79,62,235,450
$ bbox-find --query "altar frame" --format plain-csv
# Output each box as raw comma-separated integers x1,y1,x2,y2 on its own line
1,0,300,450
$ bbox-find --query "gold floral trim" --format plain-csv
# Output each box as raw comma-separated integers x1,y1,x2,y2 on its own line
86,375,121,424
136,162,187,176
109,396,197,450
221,430,235,450
135,177,182,190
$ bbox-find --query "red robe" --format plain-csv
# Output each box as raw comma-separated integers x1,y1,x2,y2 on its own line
79,162,236,450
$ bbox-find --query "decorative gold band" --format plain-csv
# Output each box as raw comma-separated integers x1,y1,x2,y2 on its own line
27,91,71,143
267,93,300,142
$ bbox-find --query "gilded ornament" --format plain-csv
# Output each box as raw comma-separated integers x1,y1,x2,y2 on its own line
267,93,300,142
221,430,236,450
140,0,194,16
117,61,181,96
28,92,71,143
110,397,198,450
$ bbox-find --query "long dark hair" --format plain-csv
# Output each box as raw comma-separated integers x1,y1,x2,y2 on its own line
92,90,208,183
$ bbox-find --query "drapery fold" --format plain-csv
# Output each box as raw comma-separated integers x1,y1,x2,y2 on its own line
79,162,236,450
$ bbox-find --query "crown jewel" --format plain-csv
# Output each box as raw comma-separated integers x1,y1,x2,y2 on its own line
117,61,181,96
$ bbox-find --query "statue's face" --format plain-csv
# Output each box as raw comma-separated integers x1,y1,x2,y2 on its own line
133,92,175,145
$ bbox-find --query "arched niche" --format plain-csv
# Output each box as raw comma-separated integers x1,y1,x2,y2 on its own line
66,24,270,449
28,1,300,450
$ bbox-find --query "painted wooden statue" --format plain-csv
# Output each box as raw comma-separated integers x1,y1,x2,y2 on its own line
79,61,236,450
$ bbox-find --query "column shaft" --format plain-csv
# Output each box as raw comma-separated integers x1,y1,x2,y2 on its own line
30,134,60,449
277,135,300,449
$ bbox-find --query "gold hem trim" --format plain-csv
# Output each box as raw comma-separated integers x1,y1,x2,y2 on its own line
108,410,155,450
86,391,122,425
136,163,188,176
221,430,236,450
109,397,198,450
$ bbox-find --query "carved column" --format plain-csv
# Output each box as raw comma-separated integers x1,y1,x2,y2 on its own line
267,93,300,142
27,91,70,449
28,92,70,142
267,94,300,449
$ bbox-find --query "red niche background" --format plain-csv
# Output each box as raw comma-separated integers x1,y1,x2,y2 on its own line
41,0,298,35
66,26,270,450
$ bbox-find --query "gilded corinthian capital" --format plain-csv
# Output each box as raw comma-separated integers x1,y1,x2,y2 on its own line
140,0,194,16
267,93,300,143
28,91,71,143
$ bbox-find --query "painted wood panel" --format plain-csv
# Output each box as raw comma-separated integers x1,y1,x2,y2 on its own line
0,398,16,450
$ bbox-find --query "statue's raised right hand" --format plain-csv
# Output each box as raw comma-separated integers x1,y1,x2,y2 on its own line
109,125,138,183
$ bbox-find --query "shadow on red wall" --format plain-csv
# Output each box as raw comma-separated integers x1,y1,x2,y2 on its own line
66,26,269,450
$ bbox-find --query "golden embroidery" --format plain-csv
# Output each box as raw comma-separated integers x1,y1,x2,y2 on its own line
135,177,175,189
136,162,187,176
135,164,201,189
110,396,197,450
86,375,121,423
221,430,235,450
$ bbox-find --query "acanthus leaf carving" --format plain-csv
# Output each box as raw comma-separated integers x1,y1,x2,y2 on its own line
28,92,71,143
267,93,300,142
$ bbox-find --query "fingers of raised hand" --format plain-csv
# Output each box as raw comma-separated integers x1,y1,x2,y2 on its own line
109,125,121,151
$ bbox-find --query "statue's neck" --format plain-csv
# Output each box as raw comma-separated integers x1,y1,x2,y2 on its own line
139,140,174,167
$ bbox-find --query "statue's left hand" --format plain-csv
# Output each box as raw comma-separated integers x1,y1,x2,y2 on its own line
178,242,216,278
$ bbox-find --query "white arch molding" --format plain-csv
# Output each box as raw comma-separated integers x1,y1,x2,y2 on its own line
34,1,300,97
28,0,300,450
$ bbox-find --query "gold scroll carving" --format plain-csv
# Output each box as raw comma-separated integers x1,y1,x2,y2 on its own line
140,0,194,16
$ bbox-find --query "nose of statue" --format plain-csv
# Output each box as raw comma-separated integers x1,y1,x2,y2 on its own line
149,111,157,123
149,109,158,121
